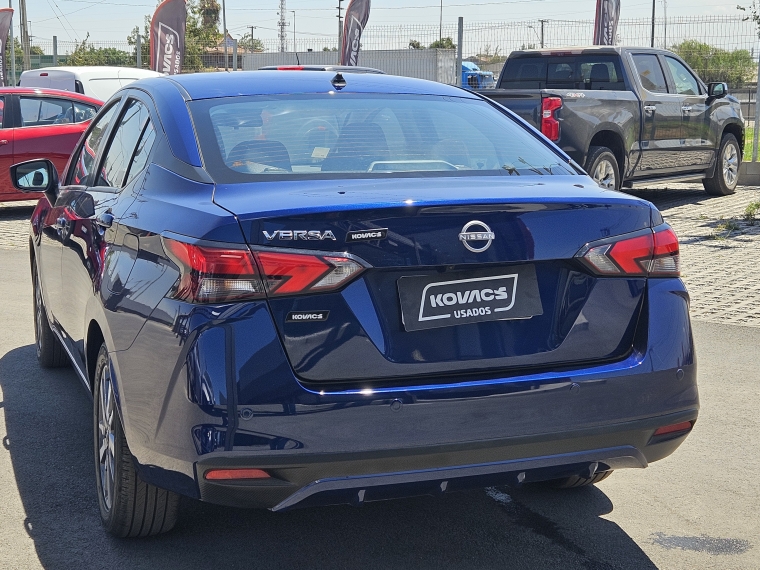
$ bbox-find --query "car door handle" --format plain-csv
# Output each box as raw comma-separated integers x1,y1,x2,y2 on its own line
681,106,692,112
643,105,656,114
0,140,8,145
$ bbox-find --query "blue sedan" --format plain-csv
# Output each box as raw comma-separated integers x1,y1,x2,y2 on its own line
12,70,698,537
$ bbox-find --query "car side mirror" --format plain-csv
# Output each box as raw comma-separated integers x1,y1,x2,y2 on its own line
10,159,59,195
707,82,727,99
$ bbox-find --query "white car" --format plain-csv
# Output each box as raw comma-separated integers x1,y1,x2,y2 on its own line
19,66,163,102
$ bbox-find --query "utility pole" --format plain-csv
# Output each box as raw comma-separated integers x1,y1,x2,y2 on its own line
18,0,29,70
221,0,228,70
337,0,343,55
291,10,296,53
278,0,287,53
662,0,667,48
9,0,15,85
650,0,655,48
439,0,442,42
249,25,256,52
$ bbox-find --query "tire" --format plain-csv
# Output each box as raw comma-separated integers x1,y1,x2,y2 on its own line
703,134,740,196
31,260,69,368
535,470,614,489
585,146,620,191
93,344,179,537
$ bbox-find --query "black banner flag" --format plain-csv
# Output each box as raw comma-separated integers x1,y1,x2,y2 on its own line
150,0,187,75
593,0,620,45
0,8,13,87
340,0,371,66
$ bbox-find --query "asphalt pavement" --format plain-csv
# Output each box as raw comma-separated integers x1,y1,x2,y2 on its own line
0,233,759,569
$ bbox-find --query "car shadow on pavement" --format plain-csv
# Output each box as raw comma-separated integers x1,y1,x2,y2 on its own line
0,344,658,570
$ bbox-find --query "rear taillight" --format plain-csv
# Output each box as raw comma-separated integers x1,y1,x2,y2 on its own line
256,251,364,297
163,238,265,303
576,225,680,277
163,237,365,303
541,96,562,142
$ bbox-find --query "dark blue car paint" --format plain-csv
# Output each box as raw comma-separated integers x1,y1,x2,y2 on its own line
27,71,698,510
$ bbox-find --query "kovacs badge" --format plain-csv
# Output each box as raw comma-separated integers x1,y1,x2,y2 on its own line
459,220,494,253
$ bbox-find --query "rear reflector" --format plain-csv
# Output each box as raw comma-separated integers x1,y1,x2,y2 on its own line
577,225,680,277
653,421,693,436
162,237,366,303
204,468,270,480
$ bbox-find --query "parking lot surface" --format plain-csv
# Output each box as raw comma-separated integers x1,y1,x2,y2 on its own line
1,186,759,569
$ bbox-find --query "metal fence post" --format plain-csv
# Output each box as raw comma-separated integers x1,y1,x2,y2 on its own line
9,0,15,85
754,53,760,162
136,34,142,69
233,39,238,71
52,36,58,66
456,17,463,87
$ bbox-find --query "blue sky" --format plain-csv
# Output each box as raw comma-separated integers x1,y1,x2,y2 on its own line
25,0,746,45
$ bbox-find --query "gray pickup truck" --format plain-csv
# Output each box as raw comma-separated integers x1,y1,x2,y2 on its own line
480,46,743,195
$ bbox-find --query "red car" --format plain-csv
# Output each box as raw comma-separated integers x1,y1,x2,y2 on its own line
0,88,102,202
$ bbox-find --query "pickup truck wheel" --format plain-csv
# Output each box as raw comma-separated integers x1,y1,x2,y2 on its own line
93,344,180,537
586,146,620,191
703,134,740,196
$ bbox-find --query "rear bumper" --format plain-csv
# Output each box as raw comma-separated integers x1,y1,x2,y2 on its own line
116,277,698,509
191,409,696,510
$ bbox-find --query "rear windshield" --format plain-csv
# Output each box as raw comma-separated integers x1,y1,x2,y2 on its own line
189,93,575,182
500,55,626,91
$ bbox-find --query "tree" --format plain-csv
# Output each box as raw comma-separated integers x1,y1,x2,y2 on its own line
238,32,265,52
127,15,151,68
68,34,134,66
429,37,456,50
408,39,424,50
671,40,754,88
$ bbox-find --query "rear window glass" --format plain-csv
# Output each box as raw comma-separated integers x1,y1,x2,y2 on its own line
190,94,575,182
500,56,626,91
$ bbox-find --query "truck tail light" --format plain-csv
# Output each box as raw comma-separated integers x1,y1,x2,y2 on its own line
576,225,680,277
163,237,365,303
541,96,562,142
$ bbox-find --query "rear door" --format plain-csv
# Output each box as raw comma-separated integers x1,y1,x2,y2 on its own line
629,52,686,176
662,55,714,170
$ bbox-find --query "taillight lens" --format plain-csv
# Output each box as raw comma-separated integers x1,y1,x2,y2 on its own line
541,96,562,141
256,251,364,296
163,237,365,303
163,238,265,303
577,226,680,277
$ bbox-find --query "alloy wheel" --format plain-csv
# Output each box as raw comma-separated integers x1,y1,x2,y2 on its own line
593,159,616,190
722,143,738,188
97,362,117,512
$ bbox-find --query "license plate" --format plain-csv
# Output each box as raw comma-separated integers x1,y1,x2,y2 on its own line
397,265,543,332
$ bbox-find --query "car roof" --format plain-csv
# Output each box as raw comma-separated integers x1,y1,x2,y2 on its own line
137,70,478,101
0,86,103,105
508,46,676,57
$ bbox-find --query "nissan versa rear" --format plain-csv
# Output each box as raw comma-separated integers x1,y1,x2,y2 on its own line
16,71,698,537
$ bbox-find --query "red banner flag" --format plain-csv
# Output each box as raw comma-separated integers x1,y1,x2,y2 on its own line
340,0,371,66
593,0,620,45
0,8,13,87
150,0,187,75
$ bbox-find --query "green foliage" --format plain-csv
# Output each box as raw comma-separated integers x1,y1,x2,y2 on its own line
744,200,760,224
322,46,337,52
127,15,151,68
671,40,754,88
429,37,456,50
238,32,265,52
408,39,424,50
68,34,134,67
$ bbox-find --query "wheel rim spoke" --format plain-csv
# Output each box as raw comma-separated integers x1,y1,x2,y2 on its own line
98,362,116,511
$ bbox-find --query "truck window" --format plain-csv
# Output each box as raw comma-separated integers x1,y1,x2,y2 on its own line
664,57,700,95
632,54,668,94
500,56,625,90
